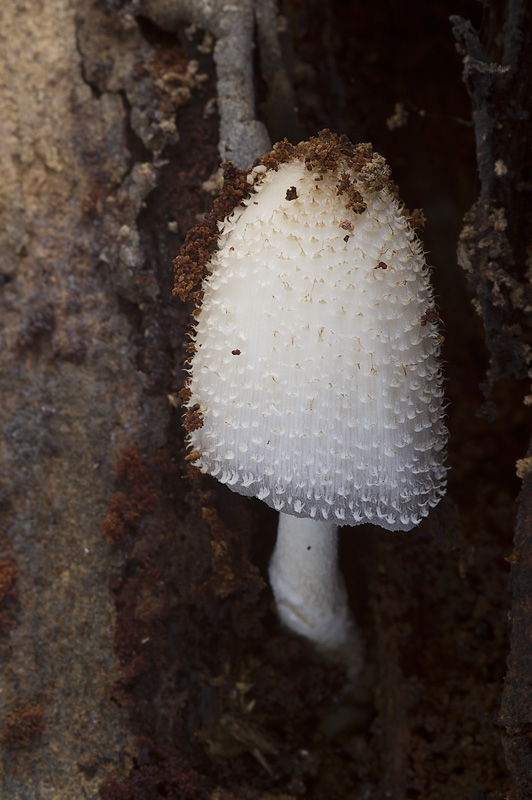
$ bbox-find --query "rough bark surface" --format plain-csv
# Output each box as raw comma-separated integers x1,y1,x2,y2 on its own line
0,1,142,795
500,443,532,800
452,2,532,411
451,4,532,797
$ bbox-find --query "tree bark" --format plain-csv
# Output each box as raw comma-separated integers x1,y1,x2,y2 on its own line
0,0,170,794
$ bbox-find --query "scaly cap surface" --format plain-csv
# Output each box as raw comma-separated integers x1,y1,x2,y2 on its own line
178,132,448,531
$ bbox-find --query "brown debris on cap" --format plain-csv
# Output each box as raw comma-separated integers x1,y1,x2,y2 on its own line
183,405,204,433
172,130,397,303
173,162,252,303
403,207,426,230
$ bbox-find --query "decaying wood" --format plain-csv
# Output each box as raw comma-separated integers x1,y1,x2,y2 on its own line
453,3,532,797
139,0,271,167
452,4,532,410
0,1,148,794
499,446,532,800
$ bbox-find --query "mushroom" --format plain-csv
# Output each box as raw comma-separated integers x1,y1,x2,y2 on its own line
175,131,448,669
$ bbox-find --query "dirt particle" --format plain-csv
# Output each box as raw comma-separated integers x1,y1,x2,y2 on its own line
386,101,409,131
404,207,426,229
183,404,204,432
420,308,440,327
179,386,192,404
516,457,532,479
358,152,393,194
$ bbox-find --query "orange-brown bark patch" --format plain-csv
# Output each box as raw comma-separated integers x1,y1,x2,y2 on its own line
0,703,44,748
0,559,18,604
100,448,158,545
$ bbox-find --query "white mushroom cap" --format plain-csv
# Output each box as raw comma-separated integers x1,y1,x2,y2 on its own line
181,135,448,532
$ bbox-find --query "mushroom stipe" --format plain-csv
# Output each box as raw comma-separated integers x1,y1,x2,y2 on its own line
174,130,448,663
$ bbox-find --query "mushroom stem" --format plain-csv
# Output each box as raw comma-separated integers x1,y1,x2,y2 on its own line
269,513,363,668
